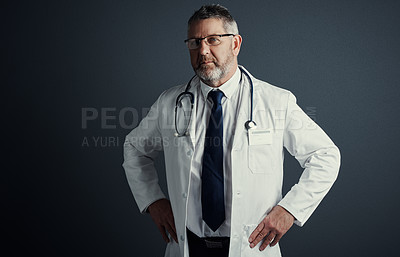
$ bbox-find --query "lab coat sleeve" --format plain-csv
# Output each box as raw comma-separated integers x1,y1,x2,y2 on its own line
122,92,167,214
278,92,341,227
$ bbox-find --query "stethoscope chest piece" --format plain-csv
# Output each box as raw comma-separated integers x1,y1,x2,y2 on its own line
245,120,257,130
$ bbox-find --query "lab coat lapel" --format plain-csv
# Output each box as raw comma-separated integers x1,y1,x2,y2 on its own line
179,77,198,149
232,68,250,150
231,67,264,150
187,88,196,148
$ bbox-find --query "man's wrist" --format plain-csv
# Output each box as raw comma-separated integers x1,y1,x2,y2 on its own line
277,205,296,221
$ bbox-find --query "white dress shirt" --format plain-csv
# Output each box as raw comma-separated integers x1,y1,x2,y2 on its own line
186,67,243,237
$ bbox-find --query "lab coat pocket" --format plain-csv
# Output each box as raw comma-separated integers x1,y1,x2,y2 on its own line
248,145,273,174
241,224,266,256
163,238,180,257
241,224,281,257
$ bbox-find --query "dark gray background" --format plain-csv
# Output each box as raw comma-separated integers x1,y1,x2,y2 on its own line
4,0,400,256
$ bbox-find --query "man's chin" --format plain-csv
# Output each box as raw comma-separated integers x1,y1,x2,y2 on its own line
197,70,213,79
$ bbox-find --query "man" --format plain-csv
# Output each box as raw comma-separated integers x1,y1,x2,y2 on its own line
123,4,340,257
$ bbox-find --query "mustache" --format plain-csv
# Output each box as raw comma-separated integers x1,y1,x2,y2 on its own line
197,57,217,68
199,57,217,64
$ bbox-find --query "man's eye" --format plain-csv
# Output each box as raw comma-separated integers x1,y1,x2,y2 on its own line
208,37,218,43
188,39,199,47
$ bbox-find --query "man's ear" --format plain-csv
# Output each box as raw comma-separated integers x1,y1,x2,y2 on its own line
232,35,242,56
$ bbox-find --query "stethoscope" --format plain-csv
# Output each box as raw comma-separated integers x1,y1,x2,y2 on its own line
174,66,257,137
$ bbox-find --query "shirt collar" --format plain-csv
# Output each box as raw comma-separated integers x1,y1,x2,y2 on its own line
200,67,241,100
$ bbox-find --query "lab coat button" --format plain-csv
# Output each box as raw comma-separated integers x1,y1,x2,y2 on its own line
236,191,241,195
186,150,192,156
182,192,187,198
180,235,185,241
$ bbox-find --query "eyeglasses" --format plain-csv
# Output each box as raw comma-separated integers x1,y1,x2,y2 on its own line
184,34,234,50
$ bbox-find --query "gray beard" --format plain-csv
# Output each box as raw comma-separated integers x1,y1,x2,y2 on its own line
195,55,234,87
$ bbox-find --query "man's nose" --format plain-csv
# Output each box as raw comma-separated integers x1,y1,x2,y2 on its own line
198,39,210,55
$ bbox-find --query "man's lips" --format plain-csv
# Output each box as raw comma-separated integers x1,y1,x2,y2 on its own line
199,61,214,66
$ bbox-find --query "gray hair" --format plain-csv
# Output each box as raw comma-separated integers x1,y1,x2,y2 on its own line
187,4,239,35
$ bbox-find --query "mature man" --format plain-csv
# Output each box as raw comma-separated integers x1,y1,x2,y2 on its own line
123,4,340,257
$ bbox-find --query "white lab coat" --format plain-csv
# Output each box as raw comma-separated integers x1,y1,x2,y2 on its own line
123,66,340,257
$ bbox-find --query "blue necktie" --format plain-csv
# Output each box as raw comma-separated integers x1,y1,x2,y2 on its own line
202,90,225,231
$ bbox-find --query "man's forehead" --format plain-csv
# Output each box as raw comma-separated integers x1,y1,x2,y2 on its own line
187,18,226,37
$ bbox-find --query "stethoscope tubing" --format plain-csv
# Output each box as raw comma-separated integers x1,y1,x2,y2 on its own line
174,67,256,137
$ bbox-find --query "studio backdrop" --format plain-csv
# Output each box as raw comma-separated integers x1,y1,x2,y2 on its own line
5,0,400,256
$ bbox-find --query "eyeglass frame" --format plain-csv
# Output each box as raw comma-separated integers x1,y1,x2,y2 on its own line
184,34,235,49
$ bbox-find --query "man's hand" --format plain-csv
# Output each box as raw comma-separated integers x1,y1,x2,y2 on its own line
148,198,178,243
248,205,295,251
